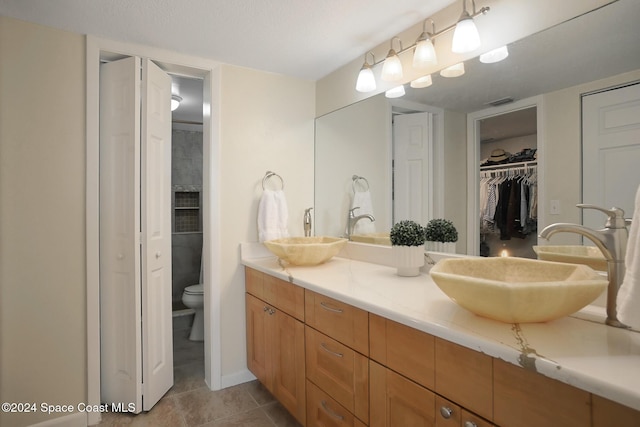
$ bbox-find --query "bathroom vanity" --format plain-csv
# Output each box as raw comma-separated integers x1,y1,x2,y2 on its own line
241,242,640,427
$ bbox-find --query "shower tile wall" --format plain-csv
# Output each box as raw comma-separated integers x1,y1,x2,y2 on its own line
172,129,203,305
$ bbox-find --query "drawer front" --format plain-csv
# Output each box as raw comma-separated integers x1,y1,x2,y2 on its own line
305,290,368,355
245,267,264,299
306,380,367,427
306,326,369,423
263,273,305,321
369,313,435,390
592,395,640,427
435,338,493,421
435,395,461,427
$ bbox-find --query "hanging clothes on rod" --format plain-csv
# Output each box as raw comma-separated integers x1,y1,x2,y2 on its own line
480,163,537,240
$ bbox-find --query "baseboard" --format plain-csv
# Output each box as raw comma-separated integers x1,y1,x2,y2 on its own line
29,412,87,427
219,368,256,389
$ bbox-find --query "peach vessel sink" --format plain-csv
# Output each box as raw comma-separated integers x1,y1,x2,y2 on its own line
263,236,347,266
533,245,607,271
429,257,607,323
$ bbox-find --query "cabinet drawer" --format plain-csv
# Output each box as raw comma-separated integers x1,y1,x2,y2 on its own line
435,338,493,421
494,358,590,427
305,290,368,355
306,326,369,423
306,380,367,427
370,360,436,427
245,267,265,299
592,395,640,427
264,273,304,321
369,313,435,390
435,395,495,427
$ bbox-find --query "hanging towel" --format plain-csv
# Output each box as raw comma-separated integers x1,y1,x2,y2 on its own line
258,189,290,242
617,184,640,329
351,190,376,234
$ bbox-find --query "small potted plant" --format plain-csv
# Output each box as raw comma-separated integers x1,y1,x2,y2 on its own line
425,218,458,253
390,220,426,276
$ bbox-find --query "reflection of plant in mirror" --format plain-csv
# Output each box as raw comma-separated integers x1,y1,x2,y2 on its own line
425,219,458,243
390,220,426,247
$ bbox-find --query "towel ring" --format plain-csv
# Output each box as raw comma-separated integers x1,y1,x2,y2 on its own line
262,171,284,190
352,175,370,192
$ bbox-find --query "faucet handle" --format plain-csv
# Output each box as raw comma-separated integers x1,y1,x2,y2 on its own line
577,204,626,229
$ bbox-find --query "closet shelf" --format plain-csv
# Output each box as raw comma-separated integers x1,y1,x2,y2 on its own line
480,160,537,171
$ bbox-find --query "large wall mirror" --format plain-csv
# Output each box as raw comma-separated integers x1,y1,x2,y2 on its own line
315,0,640,255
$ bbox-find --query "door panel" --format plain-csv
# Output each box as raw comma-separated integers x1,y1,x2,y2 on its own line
99,56,143,412
583,83,640,228
141,58,173,410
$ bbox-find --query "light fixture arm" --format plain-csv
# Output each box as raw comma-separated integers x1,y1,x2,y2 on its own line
369,3,489,67
417,18,436,43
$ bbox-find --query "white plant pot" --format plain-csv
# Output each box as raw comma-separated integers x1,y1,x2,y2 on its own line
393,245,425,277
425,241,456,254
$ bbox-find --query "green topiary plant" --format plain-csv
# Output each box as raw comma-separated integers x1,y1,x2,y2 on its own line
425,219,458,243
390,220,427,246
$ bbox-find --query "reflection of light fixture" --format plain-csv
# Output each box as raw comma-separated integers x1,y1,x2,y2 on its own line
440,62,465,77
452,0,482,53
479,45,509,63
385,85,405,98
413,19,437,69
410,74,433,89
381,37,403,82
501,249,509,257
356,52,376,93
171,94,182,111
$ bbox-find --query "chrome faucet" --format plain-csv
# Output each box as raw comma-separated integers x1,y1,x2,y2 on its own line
303,207,313,237
538,204,629,328
347,207,375,240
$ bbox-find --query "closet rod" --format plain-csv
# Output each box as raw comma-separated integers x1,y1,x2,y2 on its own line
480,160,537,171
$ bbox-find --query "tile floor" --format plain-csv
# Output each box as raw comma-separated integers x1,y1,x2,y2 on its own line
96,313,302,427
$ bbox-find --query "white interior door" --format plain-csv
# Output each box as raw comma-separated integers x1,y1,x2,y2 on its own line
140,58,173,410
100,56,173,413
100,56,143,411
393,112,433,223
583,83,640,228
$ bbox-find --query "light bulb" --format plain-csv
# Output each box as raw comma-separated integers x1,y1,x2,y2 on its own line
385,85,405,98
171,95,182,111
381,49,403,82
452,13,481,53
410,75,433,89
479,46,509,64
440,62,465,78
413,37,437,68
355,65,376,93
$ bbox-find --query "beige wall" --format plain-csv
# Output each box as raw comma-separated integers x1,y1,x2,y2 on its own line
442,109,468,253
0,17,87,426
218,64,315,379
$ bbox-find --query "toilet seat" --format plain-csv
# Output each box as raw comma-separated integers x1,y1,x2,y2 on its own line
184,284,203,295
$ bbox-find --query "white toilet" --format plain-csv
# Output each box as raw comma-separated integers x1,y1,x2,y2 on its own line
182,284,204,341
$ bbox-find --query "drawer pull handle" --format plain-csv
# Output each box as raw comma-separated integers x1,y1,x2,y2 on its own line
321,400,344,421
320,342,344,358
463,422,478,427
320,301,343,313
440,406,454,419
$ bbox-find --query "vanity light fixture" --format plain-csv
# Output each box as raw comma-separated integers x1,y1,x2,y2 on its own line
479,45,509,63
410,74,433,89
385,85,406,98
413,19,438,69
452,0,483,53
381,37,404,82
356,52,377,93
440,62,465,78
171,94,182,111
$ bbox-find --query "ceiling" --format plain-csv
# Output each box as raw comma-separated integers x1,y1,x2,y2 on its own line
0,0,455,81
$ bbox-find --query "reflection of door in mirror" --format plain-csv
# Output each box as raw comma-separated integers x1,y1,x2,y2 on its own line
582,82,640,231
478,107,538,258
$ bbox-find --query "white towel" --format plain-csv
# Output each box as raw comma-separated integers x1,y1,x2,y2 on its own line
351,190,376,234
617,184,640,329
258,189,290,242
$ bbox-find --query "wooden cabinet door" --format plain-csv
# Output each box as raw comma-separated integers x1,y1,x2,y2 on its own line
370,360,435,427
592,395,640,427
435,338,493,421
494,358,590,427
307,380,367,427
306,326,369,423
245,293,272,390
272,309,306,425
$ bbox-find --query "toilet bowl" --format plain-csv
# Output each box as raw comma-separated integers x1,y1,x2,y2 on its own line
182,284,204,341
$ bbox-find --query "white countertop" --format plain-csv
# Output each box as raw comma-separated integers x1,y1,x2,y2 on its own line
240,242,640,412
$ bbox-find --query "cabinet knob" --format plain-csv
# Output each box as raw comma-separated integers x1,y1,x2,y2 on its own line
463,422,478,427
440,406,454,419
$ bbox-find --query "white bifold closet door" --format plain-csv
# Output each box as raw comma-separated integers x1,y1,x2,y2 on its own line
100,56,173,413
583,82,640,228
